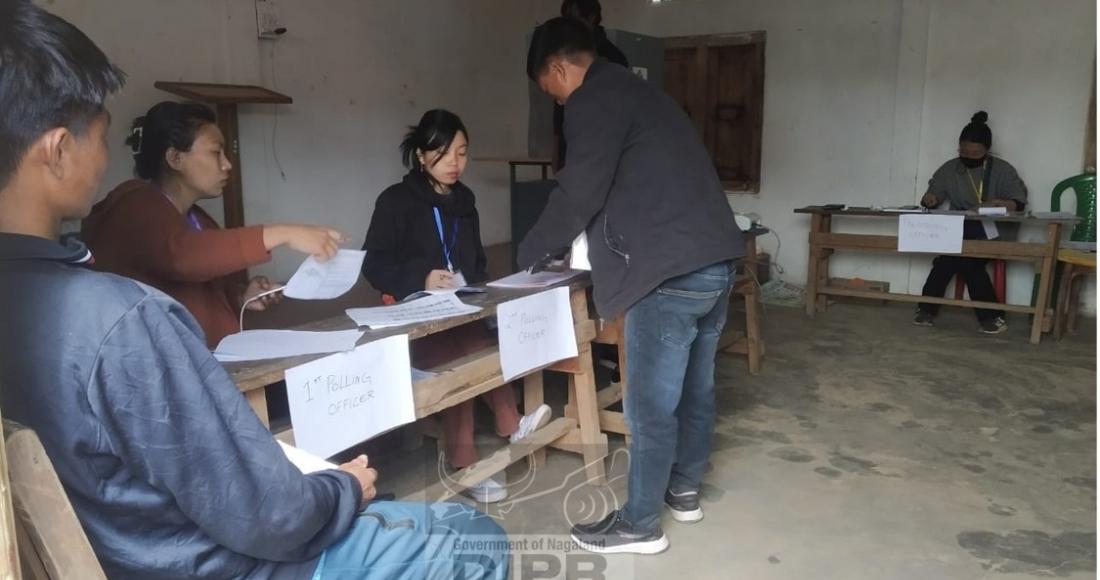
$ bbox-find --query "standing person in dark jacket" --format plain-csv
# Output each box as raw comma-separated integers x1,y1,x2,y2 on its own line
915,111,1028,334
553,0,629,171
522,18,744,555
0,2,508,578
362,109,552,504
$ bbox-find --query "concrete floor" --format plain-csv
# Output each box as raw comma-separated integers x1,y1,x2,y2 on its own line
379,302,1097,579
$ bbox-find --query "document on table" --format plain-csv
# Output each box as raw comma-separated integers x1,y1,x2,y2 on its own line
487,269,585,289
570,232,592,271
278,441,338,474
345,293,482,329
283,249,366,300
213,329,364,362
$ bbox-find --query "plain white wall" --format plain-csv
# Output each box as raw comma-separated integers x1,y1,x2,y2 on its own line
47,0,1095,312
46,0,556,279
602,0,1096,313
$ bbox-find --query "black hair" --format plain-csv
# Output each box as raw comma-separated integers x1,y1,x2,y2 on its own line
400,109,468,184
126,101,217,181
0,0,126,190
526,17,597,81
959,110,992,149
561,0,602,26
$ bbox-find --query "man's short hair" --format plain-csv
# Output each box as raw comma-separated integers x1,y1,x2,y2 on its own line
0,0,125,189
526,17,597,82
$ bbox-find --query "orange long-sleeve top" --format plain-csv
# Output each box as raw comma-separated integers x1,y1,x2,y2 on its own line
82,179,270,348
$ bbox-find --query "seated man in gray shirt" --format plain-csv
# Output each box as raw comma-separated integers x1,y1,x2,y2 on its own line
915,111,1028,334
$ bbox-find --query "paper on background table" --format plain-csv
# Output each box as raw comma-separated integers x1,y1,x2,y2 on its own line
278,441,338,474
345,293,482,329
284,334,415,458
214,329,364,361
982,220,1000,240
496,286,578,382
978,207,1009,216
570,232,592,271
897,214,964,254
487,269,585,289
283,249,366,300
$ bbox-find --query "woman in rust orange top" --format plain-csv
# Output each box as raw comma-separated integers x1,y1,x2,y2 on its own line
83,101,344,347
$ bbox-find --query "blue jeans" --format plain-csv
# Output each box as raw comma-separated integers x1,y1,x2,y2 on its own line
621,261,733,533
311,501,509,579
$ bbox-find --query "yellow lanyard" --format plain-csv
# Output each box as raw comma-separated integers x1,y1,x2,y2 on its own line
966,159,987,203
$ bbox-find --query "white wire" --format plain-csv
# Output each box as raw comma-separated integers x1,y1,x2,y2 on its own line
238,285,287,332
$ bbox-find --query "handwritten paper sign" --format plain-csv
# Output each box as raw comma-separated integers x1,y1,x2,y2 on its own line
497,287,578,381
898,214,964,254
284,334,415,458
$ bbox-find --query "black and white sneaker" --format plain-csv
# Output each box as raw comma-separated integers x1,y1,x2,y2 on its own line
570,510,669,555
913,310,935,327
664,489,703,523
979,317,1008,335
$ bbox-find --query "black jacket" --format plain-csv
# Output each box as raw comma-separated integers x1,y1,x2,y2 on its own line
362,171,487,299
519,58,745,319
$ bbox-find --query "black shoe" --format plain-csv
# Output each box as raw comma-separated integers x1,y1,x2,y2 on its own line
570,510,670,555
664,489,703,523
913,311,935,327
979,317,1008,334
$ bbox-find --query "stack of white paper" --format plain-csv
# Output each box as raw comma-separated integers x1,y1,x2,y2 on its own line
214,329,364,362
487,269,585,289
345,293,482,329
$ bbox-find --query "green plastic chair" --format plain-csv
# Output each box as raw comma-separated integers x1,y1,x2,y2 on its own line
1051,172,1097,242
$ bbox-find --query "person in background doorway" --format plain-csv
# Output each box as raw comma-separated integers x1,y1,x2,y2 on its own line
362,109,552,504
82,101,345,348
915,111,1028,334
553,0,629,172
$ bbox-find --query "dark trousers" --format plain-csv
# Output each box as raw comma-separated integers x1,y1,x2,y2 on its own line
919,255,1002,321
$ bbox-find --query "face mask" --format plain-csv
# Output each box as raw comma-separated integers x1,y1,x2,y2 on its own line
960,156,986,169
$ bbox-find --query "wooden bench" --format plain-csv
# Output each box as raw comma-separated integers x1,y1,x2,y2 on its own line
226,280,610,501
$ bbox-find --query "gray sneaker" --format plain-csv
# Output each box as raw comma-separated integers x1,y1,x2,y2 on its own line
979,317,1008,334
913,310,935,327
664,489,703,523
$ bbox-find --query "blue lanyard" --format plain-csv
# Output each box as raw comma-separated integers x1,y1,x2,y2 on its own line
433,207,459,272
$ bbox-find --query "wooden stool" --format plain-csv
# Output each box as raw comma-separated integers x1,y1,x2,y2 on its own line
1053,249,1096,340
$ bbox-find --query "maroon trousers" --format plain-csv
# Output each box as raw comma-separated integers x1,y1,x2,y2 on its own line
410,322,521,468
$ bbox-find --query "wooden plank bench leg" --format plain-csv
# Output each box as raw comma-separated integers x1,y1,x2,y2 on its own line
524,371,547,468
569,347,608,486
245,389,269,428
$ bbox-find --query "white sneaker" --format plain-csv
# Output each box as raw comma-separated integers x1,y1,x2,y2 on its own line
463,476,508,503
510,404,552,443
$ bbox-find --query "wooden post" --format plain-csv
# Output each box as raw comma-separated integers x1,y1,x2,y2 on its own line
1030,223,1061,344
805,213,822,316
216,103,245,229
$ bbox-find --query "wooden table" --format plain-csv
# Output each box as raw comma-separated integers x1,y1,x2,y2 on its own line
223,279,608,501
795,207,1079,344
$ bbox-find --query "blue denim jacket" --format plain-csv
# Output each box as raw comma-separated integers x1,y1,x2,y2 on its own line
0,233,360,579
